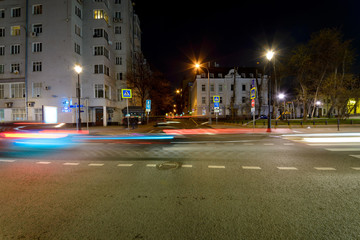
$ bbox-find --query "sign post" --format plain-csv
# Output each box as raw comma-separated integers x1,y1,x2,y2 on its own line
213,95,220,125
122,89,132,129
146,99,151,124
250,86,256,130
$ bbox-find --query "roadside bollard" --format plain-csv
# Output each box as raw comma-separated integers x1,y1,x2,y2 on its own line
300,121,303,127
337,119,340,131
325,120,328,125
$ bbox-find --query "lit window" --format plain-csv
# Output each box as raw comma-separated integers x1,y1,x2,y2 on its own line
93,9,109,23
11,26,21,36
32,5,42,15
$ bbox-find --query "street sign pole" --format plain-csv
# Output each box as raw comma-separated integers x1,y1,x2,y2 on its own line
127,98,129,129
253,101,255,130
121,89,132,130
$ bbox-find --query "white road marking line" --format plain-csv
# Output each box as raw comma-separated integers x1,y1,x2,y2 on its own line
325,148,360,151
88,163,104,167
208,165,225,169
146,164,157,167
277,167,298,170
264,143,274,146
350,155,360,159
117,163,133,167
182,164,193,168
351,167,360,170
308,143,360,146
0,159,16,162
283,143,294,145
314,167,336,171
242,166,261,170
63,162,80,166
36,161,51,165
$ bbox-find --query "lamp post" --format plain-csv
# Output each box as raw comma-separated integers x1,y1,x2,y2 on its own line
195,63,212,124
266,51,274,132
74,65,82,130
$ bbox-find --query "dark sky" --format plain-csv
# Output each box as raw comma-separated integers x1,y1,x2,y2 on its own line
135,0,360,87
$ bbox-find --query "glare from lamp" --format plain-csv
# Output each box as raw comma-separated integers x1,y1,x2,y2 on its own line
266,51,274,61
74,65,82,74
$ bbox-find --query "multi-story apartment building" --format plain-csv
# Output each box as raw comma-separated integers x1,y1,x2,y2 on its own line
0,0,141,126
190,65,269,118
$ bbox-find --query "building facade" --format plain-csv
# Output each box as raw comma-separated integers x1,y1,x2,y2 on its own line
0,0,141,125
190,67,269,118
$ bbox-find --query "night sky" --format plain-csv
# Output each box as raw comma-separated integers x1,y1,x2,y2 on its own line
135,0,360,87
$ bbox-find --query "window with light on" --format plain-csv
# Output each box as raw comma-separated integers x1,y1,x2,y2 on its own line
93,9,108,23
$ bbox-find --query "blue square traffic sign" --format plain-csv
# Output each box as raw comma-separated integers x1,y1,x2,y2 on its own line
122,89,132,98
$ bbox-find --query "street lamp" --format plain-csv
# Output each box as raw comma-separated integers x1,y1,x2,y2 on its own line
316,101,321,118
74,65,82,130
266,50,274,132
278,93,285,120
195,63,212,124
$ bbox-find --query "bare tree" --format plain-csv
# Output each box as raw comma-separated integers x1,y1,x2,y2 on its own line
126,52,152,109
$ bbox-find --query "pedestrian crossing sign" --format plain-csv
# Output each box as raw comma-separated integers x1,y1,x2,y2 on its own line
121,89,132,98
213,95,220,103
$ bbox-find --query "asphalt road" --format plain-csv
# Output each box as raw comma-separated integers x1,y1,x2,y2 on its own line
1,120,360,239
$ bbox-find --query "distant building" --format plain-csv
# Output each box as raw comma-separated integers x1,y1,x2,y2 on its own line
190,65,269,118
0,0,141,125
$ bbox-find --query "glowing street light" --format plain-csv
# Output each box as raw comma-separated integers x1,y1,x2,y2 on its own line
266,51,274,61
278,93,286,120
74,64,82,130
266,50,275,132
195,62,212,124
